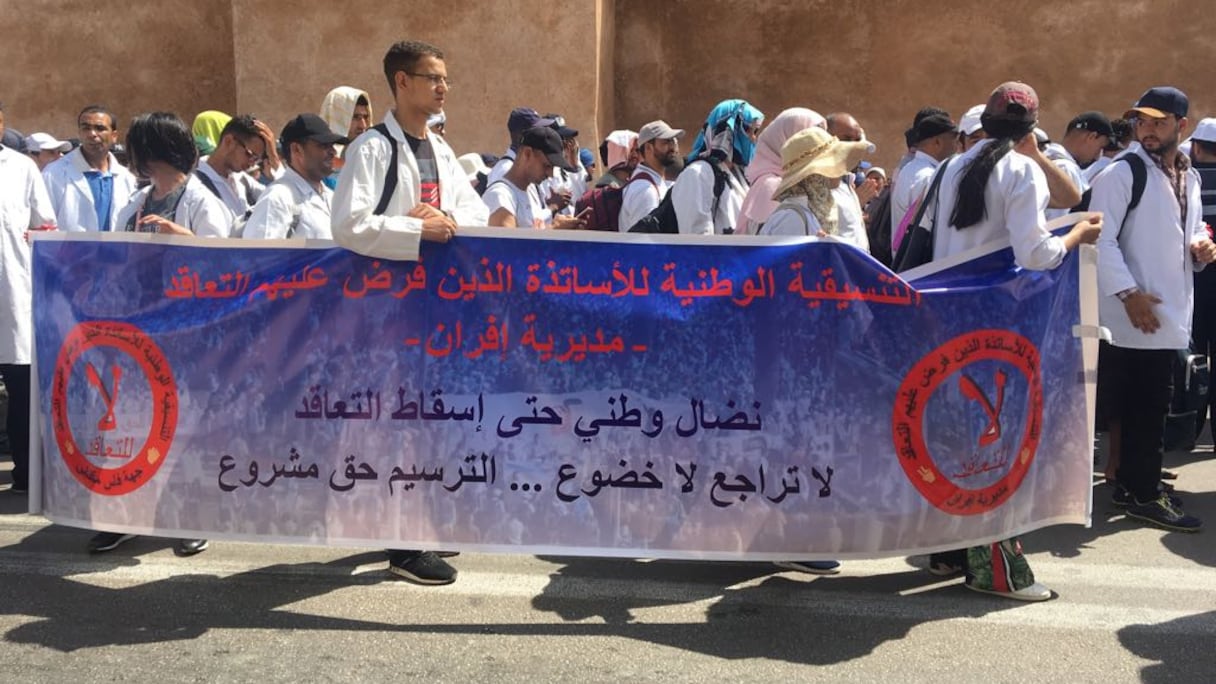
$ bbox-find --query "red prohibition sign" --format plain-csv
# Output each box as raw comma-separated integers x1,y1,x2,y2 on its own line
891,329,1043,516
51,321,179,495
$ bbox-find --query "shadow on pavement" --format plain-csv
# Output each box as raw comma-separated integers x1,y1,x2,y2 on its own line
1118,611,1216,683
0,526,390,652
527,556,1026,666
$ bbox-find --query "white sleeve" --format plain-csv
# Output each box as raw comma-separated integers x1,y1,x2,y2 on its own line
242,185,296,239
1091,161,1138,296
183,188,234,238
41,164,66,222
671,164,714,235
330,134,424,261
1004,161,1065,271
28,168,56,228
482,184,517,224
619,177,661,231
1188,169,1208,272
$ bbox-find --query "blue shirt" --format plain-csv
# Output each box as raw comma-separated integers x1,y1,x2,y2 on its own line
84,170,114,231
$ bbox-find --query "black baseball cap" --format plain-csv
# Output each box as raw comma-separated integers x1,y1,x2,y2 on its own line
1126,86,1189,120
281,113,348,146
1067,111,1114,137
519,126,577,172
544,113,579,139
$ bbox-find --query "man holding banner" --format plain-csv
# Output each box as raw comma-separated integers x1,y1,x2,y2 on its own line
330,39,488,584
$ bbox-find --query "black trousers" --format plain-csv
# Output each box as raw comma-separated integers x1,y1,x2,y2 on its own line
0,364,30,490
1096,343,1173,502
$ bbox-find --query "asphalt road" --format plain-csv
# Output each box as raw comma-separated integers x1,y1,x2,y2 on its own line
1,446,1214,683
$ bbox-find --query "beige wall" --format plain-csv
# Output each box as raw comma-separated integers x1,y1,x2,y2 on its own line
1,0,235,140
228,0,607,158
3,0,1215,172
615,0,1216,170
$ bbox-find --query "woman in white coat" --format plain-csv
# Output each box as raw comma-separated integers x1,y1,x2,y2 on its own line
115,112,232,237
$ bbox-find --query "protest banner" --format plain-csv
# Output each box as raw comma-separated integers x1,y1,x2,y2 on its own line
29,227,1096,560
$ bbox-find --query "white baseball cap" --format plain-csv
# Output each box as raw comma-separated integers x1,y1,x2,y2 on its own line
25,132,71,153
1191,117,1216,144
959,104,986,136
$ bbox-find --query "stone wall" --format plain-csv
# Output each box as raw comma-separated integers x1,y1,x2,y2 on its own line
3,0,1214,171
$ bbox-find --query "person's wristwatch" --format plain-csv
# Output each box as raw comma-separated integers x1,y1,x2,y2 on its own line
1116,287,1140,302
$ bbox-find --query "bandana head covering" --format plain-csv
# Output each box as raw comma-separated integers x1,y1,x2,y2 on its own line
192,110,231,155
686,99,764,167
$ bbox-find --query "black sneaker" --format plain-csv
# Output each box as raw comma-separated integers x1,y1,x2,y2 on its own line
386,550,457,585
87,532,136,553
773,560,841,575
174,539,209,556
1126,495,1203,532
1112,484,1181,508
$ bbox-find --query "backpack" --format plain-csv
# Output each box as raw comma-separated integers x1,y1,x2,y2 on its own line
628,158,730,234
892,159,951,272
1072,154,1147,237
575,174,658,232
865,185,895,267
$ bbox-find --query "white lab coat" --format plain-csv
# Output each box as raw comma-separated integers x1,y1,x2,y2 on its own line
243,167,334,239
1094,144,1207,350
331,113,489,261
115,175,234,238
617,164,666,232
41,147,138,232
671,160,748,235
1,146,56,364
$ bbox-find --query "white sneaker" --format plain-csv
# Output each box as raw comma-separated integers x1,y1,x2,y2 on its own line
965,580,1053,602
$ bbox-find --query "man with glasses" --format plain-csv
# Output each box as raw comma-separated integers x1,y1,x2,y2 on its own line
195,114,281,232
1094,86,1216,532
42,105,138,232
331,39,488,585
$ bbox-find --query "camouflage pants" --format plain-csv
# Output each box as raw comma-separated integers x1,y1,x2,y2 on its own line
967,537,1036,592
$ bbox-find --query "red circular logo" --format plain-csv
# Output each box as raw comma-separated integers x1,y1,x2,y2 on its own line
51,321,178,495
891,329,1043,516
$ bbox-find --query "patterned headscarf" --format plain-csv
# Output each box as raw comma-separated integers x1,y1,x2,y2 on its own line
686,99,765,167
776,176,839,235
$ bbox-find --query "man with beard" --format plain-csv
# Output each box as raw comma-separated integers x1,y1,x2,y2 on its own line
243,114,347,239
1094,87,1215,532
617,120,684,230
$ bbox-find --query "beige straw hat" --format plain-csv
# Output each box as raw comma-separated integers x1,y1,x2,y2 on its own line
772,127,874,200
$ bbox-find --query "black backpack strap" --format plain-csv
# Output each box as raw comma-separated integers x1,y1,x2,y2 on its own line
1124,153,1147,211
1114,154,1148,241
910,159,951,234
371,123,398,216
696,158,731,232
193,168,223,200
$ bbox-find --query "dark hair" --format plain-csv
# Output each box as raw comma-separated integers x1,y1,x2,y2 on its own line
1194,139,1216,156
219,114,259,143
356,94,369,107
598,140,609,166
79,104,117,130
1110,118,1133,146
383,40,444,94
126,111,197,176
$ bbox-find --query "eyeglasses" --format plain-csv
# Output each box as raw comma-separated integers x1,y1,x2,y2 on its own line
240,142,265,164
407,72,453,89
